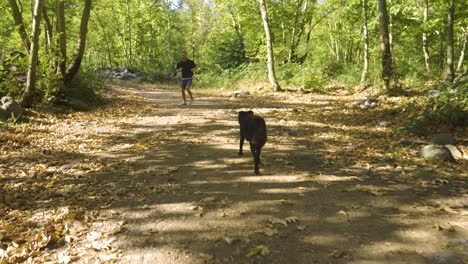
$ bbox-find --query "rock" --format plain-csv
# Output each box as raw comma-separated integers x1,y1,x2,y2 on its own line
420,145,455,162
2,101,23,118
444,145,463,159
1,96,13,105
431,134,457,145
428,90,441,98
378,121,388,127
1,96,23,119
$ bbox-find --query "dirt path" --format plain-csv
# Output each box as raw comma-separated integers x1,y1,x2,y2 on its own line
1,82,467,263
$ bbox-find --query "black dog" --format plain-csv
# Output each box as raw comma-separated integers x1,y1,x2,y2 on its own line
238,111,267,174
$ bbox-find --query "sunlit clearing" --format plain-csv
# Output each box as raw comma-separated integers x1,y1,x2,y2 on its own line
314,174,363,182
212,144,238,150
394,229,437,244
258,187,318,194
239,175,304,183
152,203,199,215
302,234,348,246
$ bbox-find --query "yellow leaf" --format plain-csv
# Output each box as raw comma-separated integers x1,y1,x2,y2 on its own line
285,216,300,223
269,218,288,227
246,245,270,257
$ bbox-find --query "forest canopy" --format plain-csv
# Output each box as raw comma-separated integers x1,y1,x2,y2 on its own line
0,0,467,104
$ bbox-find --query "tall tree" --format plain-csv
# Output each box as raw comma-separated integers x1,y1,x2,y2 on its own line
377,0,393,90
7,0,31,54
259,0,282,92
64,0,92,85
360,0,369,86
21,0,44,107
421,0,430,72
456,27,466,73
56,0,67,76
444,0,455,81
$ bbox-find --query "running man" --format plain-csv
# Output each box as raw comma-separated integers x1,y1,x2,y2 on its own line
176,51,197,105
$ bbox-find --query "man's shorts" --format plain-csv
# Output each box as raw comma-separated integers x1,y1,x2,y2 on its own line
181,78,193,89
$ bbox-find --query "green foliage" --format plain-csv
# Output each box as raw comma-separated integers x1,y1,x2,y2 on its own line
407,81,468,132
300,67,328,93
205,31,246,71
61,71,105,105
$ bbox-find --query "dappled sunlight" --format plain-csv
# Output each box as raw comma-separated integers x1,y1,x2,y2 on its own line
313,174,363,182
257,187,318,194
302,234,349,246
238,175,305,183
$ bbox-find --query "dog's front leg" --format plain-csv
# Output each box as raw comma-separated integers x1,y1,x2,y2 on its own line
238,133,245,155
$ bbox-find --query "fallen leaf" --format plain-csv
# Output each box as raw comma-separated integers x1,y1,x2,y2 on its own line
338,210,348,216
269,218,288,227
285,216,300,223
277,199,294,205
259,228,278,237
246,245,270,257
368,190,384,196
328,249,348,258
200,197,216,203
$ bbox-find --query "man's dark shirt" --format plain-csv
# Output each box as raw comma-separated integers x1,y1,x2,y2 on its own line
176,59,196,78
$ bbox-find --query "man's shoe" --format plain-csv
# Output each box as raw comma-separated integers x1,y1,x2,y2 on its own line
180,102,187,106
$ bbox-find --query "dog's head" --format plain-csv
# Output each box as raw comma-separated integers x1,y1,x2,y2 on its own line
238,111,254,125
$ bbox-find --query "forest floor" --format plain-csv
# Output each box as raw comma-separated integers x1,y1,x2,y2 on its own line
1,81,467,264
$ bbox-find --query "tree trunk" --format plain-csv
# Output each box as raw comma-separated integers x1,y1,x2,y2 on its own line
456,27,466,73
126,0,132,66
422,0,430,72
21,0,44,108
377,0,393,91
56,0,66,76
287,0,304,63
7,0,31,54
445,0,455,82
42,5,53,49
360,0,369,86
64,0,92,85
259,0,282,92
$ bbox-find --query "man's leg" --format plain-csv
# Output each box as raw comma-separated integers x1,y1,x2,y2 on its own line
187,88,194,101
181,89,187,105
180,80,187,105
186,79,194,105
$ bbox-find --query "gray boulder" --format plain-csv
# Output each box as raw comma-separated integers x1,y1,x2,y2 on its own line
1,96,23,120
431,134,457,145
444,145,463,159
420,145,455,162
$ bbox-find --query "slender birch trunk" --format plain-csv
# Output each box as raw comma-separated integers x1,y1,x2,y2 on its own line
456,28,467,73
7,0,31,54
378,0,393,90
21,0,44,108
360,0,369,86
259,0,282,92
422,0,430,72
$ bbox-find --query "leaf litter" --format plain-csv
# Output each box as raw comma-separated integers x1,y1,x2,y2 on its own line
1,82,467,263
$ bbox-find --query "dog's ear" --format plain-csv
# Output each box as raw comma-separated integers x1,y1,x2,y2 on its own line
247,110,254,116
